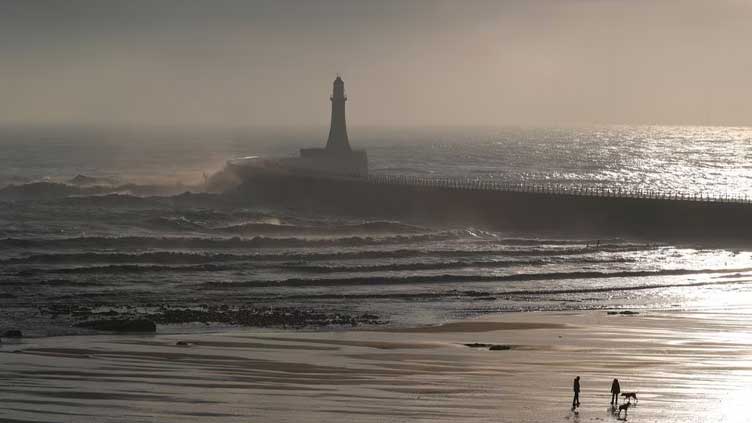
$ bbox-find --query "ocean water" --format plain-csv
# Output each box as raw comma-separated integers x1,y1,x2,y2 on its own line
1,125,752,335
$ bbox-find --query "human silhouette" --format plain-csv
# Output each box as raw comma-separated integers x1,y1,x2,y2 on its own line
572,376,581,409
610,378,621,405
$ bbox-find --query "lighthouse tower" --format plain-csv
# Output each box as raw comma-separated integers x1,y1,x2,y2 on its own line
296,76,368,177
325,76,351,152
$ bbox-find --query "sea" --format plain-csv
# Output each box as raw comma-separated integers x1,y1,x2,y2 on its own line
2,124,752,336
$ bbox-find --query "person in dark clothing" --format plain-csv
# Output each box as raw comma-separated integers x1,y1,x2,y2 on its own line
611,378,621,405
572,376,581,409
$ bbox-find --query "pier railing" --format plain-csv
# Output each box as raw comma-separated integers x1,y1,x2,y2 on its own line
362,174,752,205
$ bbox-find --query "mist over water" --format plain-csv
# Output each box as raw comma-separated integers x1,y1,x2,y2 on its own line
1,125,752,335
2,125,751,196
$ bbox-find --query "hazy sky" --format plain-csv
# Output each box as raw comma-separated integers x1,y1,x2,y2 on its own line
1,0,750,127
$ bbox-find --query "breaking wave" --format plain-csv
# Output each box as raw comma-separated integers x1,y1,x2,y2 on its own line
199,267,752,288
263,279,752,301
15,264,232,275
0,233,459,250
3,257,638,276
1,246,647,265
279,257,635,273
0,181,197,201
213,221,429,235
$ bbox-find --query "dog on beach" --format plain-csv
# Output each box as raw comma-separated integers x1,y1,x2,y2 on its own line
621,392,638,403
617,402,631,418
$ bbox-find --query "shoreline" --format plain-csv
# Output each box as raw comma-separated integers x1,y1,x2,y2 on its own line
3,307,752,422
0,302,691,340
0,300,737,340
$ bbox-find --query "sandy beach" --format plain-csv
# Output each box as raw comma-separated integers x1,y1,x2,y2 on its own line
2,307,752,423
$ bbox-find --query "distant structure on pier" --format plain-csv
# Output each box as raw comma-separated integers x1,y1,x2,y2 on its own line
296,76,368,177
325,76,352,152
223,76,367,184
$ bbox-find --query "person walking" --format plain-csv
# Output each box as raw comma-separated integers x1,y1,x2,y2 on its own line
610,378,621,405
572,376,581,410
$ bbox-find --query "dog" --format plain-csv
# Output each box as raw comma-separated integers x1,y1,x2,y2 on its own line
617,402,631,419
621,392,638,403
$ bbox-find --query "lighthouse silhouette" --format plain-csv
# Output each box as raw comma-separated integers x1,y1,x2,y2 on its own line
325,76,351,153
297,76,368,177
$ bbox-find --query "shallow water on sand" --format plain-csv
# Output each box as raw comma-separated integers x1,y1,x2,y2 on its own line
2,309,752,422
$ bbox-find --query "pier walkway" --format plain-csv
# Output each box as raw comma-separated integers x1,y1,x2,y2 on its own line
366,174,751,205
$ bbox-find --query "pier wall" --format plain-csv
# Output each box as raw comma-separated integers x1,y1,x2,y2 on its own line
231,169,752,243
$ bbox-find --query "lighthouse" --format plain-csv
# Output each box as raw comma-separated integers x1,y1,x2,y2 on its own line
296,76,368,177
325,76,351,153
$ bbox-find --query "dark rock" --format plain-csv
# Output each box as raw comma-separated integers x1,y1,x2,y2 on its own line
619,311,639,315
141,305,380,329
607,311,618,315
175,341,192,346
76,319,156,333
489,344,512,351
463,343,512,350
464,343,492,348
2,330,22,338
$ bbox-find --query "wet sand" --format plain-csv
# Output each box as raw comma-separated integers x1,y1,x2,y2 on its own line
2,309,752,422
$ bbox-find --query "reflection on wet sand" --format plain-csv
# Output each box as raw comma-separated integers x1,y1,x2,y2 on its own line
1,309,752,422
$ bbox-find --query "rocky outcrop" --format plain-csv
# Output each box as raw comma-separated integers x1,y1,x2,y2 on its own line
489,344,512,351
463,343,513,351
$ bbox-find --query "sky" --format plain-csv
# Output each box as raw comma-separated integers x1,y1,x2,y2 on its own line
0,0,750,128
